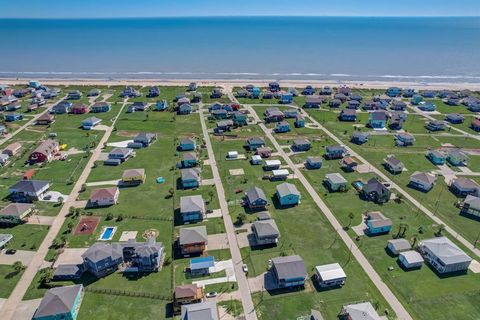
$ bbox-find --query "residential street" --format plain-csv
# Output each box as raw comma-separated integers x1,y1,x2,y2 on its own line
0,100,128,320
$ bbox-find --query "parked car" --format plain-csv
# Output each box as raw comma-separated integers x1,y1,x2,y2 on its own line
242,264,248,273
206,292,217,298
5,249,16,255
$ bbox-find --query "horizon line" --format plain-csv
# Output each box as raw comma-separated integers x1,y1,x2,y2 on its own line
1,15,480,19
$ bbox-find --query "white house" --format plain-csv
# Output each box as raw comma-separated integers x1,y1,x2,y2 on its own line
314,263,346,288
398,250,424,269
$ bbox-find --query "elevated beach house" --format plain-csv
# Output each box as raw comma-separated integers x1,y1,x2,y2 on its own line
178,138,196,151
0,203,34,224
87,187,119,207
246,137,265,151
180,195,206,223
365,211,393,235
314,263,346,288
409,172,436,192
179,226,207,255
244,186,268,210
8,180,50,202
81,117,101,130
292,138,311,151
325,145,347,160
418,237,471,274
361,178,391,204
271,255,307,288
29,139,59,164
383,155,404,174
461,195,480,218
449,177,479,197
427,150,446,165
32,285,84,320
91,101,111,113
252,219,280,246
181,168,201,189
276,183,300,206
324,173,348,192
368,111,387,129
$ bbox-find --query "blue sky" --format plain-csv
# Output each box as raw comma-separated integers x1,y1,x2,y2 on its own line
2,0,480,18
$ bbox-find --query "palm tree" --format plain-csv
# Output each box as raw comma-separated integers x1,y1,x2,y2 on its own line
40,269,54,285
436,224,446,237
411,234,419,248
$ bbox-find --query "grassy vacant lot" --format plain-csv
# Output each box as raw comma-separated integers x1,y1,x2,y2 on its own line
0,265,24,299
0,223,49,251
209,137,395,319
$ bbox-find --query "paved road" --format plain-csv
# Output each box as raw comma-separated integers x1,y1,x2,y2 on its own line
198,103,258,320
244,104,413,320
0,96,66,147
0,100,128,320
298,107,480,258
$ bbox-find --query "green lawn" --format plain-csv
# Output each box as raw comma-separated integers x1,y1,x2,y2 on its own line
0,265,24,298
0,224,49,251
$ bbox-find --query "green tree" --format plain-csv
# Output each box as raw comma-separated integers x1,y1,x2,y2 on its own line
13,261,24,272
40,269,54,285
117,214,124,222
236,212,246,225
348,212,355,228
106,212,114,221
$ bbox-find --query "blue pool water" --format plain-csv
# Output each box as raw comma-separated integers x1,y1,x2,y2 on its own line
101,227,115,240
0,17,479,82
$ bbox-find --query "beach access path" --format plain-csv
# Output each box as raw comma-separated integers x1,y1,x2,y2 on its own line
0,99,129,320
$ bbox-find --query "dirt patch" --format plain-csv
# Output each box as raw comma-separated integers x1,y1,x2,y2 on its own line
212,135,244,141
116,130,139,138
143,228,159,240
74,216,101,235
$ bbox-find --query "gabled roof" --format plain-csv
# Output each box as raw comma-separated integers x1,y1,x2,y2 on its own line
9,180,49,193
387,238,411,252
0,203,33,217
420,237,472,265
245,186,267,202
89,187,118,201
272,255,307,280
179,226,207,245
175,284,199,298
276,183,300,197
384,155,403,167
180,195,205,213
253,219,280,238
33,285,83,318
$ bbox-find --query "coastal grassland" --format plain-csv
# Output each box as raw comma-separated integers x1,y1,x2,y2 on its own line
425,99,477,115
298,154,480,320
431,114,480,134
0,265,24,299
209,138,395,319
0,223,49,251
197,86,232,104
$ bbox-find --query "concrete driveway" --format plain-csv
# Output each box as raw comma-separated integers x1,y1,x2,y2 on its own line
0,250,36,266
207,233,229,250
39,191,69,203
53,248,87,268
26,215,55,226
247,271,277,293
12,299,42,320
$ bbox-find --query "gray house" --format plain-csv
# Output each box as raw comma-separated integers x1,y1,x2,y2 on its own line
418,237,472,274
8,180,50,202
132,132,157,148
181,300,218,320
180,195,206,223
252,219,280,246
82,243,124,277
462,195,480,218
244,187,268,210
383,155,404,174
387,238,411,255
179,226,208,255
271,255,307,288
449,177,479,197
340,302,381,320
32,284,84,320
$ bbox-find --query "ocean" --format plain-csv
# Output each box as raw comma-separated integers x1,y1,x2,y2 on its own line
1,17,479,82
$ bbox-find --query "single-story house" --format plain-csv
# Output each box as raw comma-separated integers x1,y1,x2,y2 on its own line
122,168,146,185
324,173,348,192
36,113,55,125
325,145,347,160
383,155,404,174
32,285,84,320
409,172,436,192
306,156,322,169
368,111,387,129
245,187,268,210
8,180,50,202
252,219,280,246
399,251,424,269
276,183,300,206
0,203,34,224
180,195,206,223
29,139,59,164
256,147,272,158
447,150,469,166
292,139,311,152
181,168,201,189
339,109,356,121
0,234,13,249
91,102,111,113
2,142,21,157
449,177,479,197
251,155,262,165
88,187,119,207
387,238,411,255
351,131,369,145
461,195,480,218
314,263,346,288
418,237,472,274
271,255,307,288
179,226,207,255
427,150,446,165
81,117,101,130
272,169,289,180
0,153,8,165
361,178,391,204
246,137,265,151
340,302,381,320
365,211,392,235
264,159,281,171
179,138,196,151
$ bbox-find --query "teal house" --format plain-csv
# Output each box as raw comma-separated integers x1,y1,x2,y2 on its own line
90,102,111,113
386,87,402,97
155,100,168,111
447,150,469,166
180,152,198,168
411,94,423,105
232,111,247,125
427,150,446,165
276,183,300,206
280,93,293,104
179,138,196,151
366,212,393,235
178,104,192,115
368,111,387,129
252,87,261,98
33,284,84,320
274,121,290,133
295,115,305,128
181,168,201,189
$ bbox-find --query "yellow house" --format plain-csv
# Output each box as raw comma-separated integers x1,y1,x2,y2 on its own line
122,168,146,184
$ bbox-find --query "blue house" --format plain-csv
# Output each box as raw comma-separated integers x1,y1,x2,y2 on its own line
178,104,192,115
211,109,228,119
252,87,261,98
280,93,293,104
180,152,198,168
446,113,464,124
295,115,305,128
232,111,247,125
351,131,369,145
368,111,387,129
425,120,445,131
306,156,322,169
411,95,423,105
5,113,22,122
179,138,196,151
52,101,72,114
386,87,402,97
91,102,111,113
190,256,215,276
403,88,416,98
81,117,102,130
274,121,290,133
365,211,393,235
302,85,316,95
292,139,311,151
155,100,168,111
32,285,84,320
284,108,298,118
418,102,436,111
427,150,446,165
180,195,205,223
276,183,300,206
347,100,360,109
29,80,41,89
181,168,201,189
339,109,356,121
325,145,347,159
271,255,307,288
246,137,265,151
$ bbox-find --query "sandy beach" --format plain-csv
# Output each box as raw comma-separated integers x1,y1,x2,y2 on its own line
2,77,480,90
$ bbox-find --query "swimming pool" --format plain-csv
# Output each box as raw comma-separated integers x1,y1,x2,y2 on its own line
99,227,117,241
